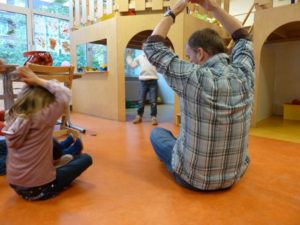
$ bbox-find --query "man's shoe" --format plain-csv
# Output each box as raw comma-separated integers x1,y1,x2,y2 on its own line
133,115,142,124
152,117,158,125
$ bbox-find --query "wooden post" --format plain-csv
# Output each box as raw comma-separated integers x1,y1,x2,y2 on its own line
118,0,129,12
136,0,146,11
88,0,95,22
224,0,229,12
81,0,87,25
96,0,103,19
69,0,74,27
74,0,81,26
152,0,163,10
106,0,113,14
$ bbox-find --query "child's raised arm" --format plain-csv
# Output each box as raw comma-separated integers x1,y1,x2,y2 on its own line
17,66,47,87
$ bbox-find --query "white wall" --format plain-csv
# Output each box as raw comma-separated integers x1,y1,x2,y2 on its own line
258,41,300,121
272,41,300,115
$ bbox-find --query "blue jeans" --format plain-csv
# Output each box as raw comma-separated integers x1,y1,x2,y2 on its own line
150,127,203,191
10,154,92,200
137,80,158,117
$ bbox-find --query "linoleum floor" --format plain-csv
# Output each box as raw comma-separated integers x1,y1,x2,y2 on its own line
0,112,300,225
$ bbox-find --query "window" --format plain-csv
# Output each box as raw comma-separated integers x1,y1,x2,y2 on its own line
125,48,142,77
33,14,70,66
0,10,27,65
77,41,107,72
33,0,69,17
0,0,28,8
0,0,70,66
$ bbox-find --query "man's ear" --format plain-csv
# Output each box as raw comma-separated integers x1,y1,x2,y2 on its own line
196,47,205,63
197,47,210,65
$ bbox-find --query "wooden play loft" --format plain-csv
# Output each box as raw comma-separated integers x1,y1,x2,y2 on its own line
69,0,231,122
69,0,230,29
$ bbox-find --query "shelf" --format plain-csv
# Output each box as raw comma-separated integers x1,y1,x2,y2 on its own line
74,71,108,76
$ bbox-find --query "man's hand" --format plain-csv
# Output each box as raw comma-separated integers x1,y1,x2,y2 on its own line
190,0,218,11
171,0,190,16
127,49,132,57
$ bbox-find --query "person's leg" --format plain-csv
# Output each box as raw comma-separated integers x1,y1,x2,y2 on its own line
150,127,176,172
0,139,7,175
53,138,63,160
60,134,74,149
63,138,83,156
136,81,147,117
149,80,158,117
150,128,205,191
54,153,93,193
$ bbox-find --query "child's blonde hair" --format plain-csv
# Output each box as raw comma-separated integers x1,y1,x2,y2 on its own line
8,86,55,119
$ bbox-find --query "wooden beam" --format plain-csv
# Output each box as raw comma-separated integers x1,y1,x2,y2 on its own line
273,29,288,38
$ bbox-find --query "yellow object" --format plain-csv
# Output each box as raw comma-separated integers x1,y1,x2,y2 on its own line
100,12,115,21
283,104,300,120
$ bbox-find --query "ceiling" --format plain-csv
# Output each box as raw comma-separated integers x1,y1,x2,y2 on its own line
266,21,300,43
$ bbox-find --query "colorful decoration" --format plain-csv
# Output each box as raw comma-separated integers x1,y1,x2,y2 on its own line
23,51,53,66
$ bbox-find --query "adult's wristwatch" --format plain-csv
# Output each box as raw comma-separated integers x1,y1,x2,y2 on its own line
164,10,176,24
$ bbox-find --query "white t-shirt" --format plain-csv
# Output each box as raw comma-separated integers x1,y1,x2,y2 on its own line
126,52,159,81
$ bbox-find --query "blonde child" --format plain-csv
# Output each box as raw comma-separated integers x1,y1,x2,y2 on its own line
3,66,92,201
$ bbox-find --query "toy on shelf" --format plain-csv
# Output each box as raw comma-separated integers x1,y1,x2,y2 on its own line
79,66,100,72
99,63,108,71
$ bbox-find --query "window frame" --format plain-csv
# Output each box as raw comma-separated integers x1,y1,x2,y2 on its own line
0,1,71,54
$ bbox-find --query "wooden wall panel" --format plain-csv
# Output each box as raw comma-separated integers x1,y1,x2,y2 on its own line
135,0,146,11
152,0,163,10
118,0,129,12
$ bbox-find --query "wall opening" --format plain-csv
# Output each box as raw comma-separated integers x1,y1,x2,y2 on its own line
124,30,175,123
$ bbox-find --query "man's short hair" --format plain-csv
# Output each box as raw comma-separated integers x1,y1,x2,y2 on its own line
188,28,225,56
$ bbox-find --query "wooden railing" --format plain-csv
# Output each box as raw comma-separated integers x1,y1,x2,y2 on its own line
70,0,231,29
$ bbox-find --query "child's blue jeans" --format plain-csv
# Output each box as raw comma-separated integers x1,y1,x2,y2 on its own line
10,153,92,200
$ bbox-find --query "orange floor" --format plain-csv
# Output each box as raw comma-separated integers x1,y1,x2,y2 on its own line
1,112,300,225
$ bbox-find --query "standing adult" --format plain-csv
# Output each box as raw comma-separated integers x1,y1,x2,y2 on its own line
126,41,159,125
144,0,255,191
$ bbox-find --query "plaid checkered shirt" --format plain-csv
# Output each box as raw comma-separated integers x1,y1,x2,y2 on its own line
144,37,255,190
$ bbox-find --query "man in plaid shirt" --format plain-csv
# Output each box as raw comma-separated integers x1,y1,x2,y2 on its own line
144,0,255,191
